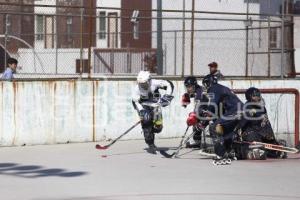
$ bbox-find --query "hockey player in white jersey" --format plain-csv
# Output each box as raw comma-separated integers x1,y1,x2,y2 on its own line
132,71,174,154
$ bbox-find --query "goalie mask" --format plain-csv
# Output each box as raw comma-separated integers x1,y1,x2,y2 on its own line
245,87,261,102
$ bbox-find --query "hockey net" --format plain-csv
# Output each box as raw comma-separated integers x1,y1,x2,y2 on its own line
201,88,299,148
234,88,299,147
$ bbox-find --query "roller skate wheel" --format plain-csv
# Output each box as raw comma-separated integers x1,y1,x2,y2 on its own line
226,159,232,164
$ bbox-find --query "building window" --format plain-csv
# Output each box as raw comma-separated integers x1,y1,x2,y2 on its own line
99,11,106,39
67,16,73,43
270,28,277,48
36,15,44,41
108,12,118,48
45,16,54,49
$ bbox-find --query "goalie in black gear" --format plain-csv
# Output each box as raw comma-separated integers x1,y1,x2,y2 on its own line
132,71,174,154
234,87,288,160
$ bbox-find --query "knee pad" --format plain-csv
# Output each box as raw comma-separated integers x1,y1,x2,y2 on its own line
153,125,163,133
209,123,224,137
247,148,267,160
215,124,224,135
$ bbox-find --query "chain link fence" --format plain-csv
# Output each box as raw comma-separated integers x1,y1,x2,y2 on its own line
0,0,297,79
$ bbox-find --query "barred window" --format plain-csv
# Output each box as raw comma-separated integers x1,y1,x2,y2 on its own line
67,16,73,43
99,12,106,39
270,28,277,49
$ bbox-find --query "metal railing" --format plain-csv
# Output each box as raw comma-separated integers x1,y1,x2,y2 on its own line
0,0,297,79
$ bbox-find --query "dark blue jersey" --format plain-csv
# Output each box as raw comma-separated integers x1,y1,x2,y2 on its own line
190,85,212,119
194,85,204,101
207,83,243,116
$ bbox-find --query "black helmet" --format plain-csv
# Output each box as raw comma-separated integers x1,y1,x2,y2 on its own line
245,87,261,101
184,76,198,87
202,75,217,89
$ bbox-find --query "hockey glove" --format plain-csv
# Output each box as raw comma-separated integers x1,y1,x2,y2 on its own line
187,112,198,126
181,93,191,108
160,94,174,107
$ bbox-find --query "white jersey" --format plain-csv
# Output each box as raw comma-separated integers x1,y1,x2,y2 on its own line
132,79,173,111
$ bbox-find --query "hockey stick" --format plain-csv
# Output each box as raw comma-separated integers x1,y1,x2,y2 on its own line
235,141,299,154
198,127,217,158
160,127,196,158
95,121,141,150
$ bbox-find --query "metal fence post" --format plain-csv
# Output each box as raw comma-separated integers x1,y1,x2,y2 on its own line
55,16,58,75
88,0,94,77
267,0,271,77
281,0,285,79
80,1,84,77
126,44,131,73
245,0,249,77
4,14,8,70
157,0,163,75
164,43,167,74
182,0,186,77
174,31,177,75
190,0,195,76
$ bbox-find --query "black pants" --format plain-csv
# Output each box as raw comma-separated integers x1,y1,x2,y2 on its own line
193,126,202,142
209,117,239,157
141,106,163,145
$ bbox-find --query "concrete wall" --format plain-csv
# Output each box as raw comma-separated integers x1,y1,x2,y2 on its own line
0,79,299,147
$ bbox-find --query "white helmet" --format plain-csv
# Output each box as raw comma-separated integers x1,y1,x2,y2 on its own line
137,71,151,84
137,71,151,90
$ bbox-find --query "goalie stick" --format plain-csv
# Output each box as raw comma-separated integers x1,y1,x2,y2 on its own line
235,141,299,154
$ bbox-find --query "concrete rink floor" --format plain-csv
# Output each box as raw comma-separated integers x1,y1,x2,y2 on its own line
0,138,299,200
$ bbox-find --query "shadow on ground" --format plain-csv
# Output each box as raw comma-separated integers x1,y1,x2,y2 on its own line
0,163,87,178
